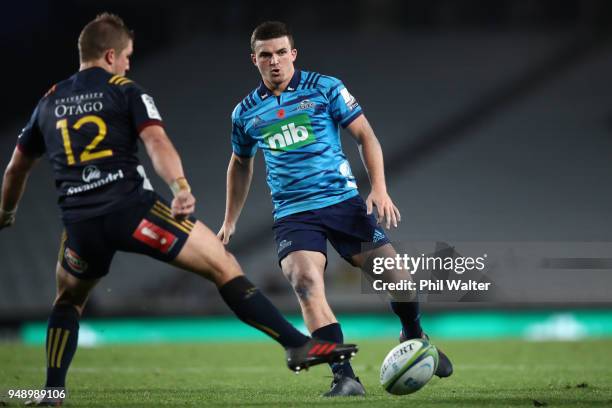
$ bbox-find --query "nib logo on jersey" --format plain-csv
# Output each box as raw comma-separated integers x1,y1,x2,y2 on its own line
262,113,316,154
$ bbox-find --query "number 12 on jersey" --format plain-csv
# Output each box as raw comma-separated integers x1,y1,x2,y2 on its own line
56,115,113,165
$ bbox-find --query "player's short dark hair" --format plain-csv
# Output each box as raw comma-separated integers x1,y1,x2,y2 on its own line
78,13,134,63
250,21,294,52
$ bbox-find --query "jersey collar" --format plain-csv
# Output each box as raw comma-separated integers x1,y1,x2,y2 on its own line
257,70,301,99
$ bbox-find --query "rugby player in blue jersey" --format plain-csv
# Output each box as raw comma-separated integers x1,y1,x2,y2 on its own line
0,14,357,406
218,21,453,396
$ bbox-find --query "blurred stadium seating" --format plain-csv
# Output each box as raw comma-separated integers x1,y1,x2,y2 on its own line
1,1,611,321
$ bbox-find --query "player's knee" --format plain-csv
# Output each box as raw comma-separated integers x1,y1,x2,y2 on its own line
54,291,86,314
286,269,319,302
53,299,83,316
207,250,243,285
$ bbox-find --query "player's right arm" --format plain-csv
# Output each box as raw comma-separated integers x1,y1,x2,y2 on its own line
0,148,39,229
1,101,46,230
218,153,254,244
217,106,257,244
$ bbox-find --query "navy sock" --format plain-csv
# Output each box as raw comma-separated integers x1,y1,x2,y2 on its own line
45,304,80,388
391,301,423,339
312,323,355,378
219,276,309,349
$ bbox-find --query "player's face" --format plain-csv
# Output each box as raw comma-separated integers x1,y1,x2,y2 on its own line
111,40,133,76
252,36,297,88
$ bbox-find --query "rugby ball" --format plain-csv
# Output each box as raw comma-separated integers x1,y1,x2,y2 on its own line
380,338,439,395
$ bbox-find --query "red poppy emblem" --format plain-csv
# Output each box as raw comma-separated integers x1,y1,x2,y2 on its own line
277,109,285,118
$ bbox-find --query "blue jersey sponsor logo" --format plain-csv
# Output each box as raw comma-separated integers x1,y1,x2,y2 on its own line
261,113,316,154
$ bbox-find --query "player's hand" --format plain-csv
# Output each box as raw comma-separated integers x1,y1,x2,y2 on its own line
171,190,195,220
366,188,401,229
217,221,236,245
0,208,17,230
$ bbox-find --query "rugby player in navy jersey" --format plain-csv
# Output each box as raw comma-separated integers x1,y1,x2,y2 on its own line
218,21,453,396
0,13,357,406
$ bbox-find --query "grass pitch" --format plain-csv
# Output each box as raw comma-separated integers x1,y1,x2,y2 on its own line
1,339,611,407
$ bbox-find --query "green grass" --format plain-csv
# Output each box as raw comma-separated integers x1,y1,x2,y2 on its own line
1,339,612,407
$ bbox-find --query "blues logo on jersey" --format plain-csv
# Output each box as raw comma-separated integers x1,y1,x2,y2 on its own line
231,70,363,219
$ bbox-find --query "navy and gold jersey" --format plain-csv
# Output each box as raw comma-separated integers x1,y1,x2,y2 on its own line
17,67,164,223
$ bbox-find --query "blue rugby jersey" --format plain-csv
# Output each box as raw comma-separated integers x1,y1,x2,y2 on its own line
231,70,363,220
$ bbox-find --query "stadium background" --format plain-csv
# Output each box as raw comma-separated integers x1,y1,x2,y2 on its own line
1,0,612,345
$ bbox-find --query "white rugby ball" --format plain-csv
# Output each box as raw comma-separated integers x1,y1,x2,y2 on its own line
380,338,439,395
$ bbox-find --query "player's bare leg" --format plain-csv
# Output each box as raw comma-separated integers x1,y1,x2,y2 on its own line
281,250,364,396
54,264,99,314
26,265,99,406
172,221,358,372
171,220,242,286
351,243,453,378
350,243,416,301
280,251,336,332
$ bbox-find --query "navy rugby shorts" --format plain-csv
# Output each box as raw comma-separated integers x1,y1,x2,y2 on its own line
58,191,197,279
273,195,391,265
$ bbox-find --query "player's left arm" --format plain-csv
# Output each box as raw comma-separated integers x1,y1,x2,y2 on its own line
0,147,39,229
347,114,401,229
127,83,194,220
139,125,194,220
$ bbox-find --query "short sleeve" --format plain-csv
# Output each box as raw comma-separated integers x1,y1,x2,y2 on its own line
126,84,164,134
231,110,257,158
327,79,363,128
17,104,45,157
